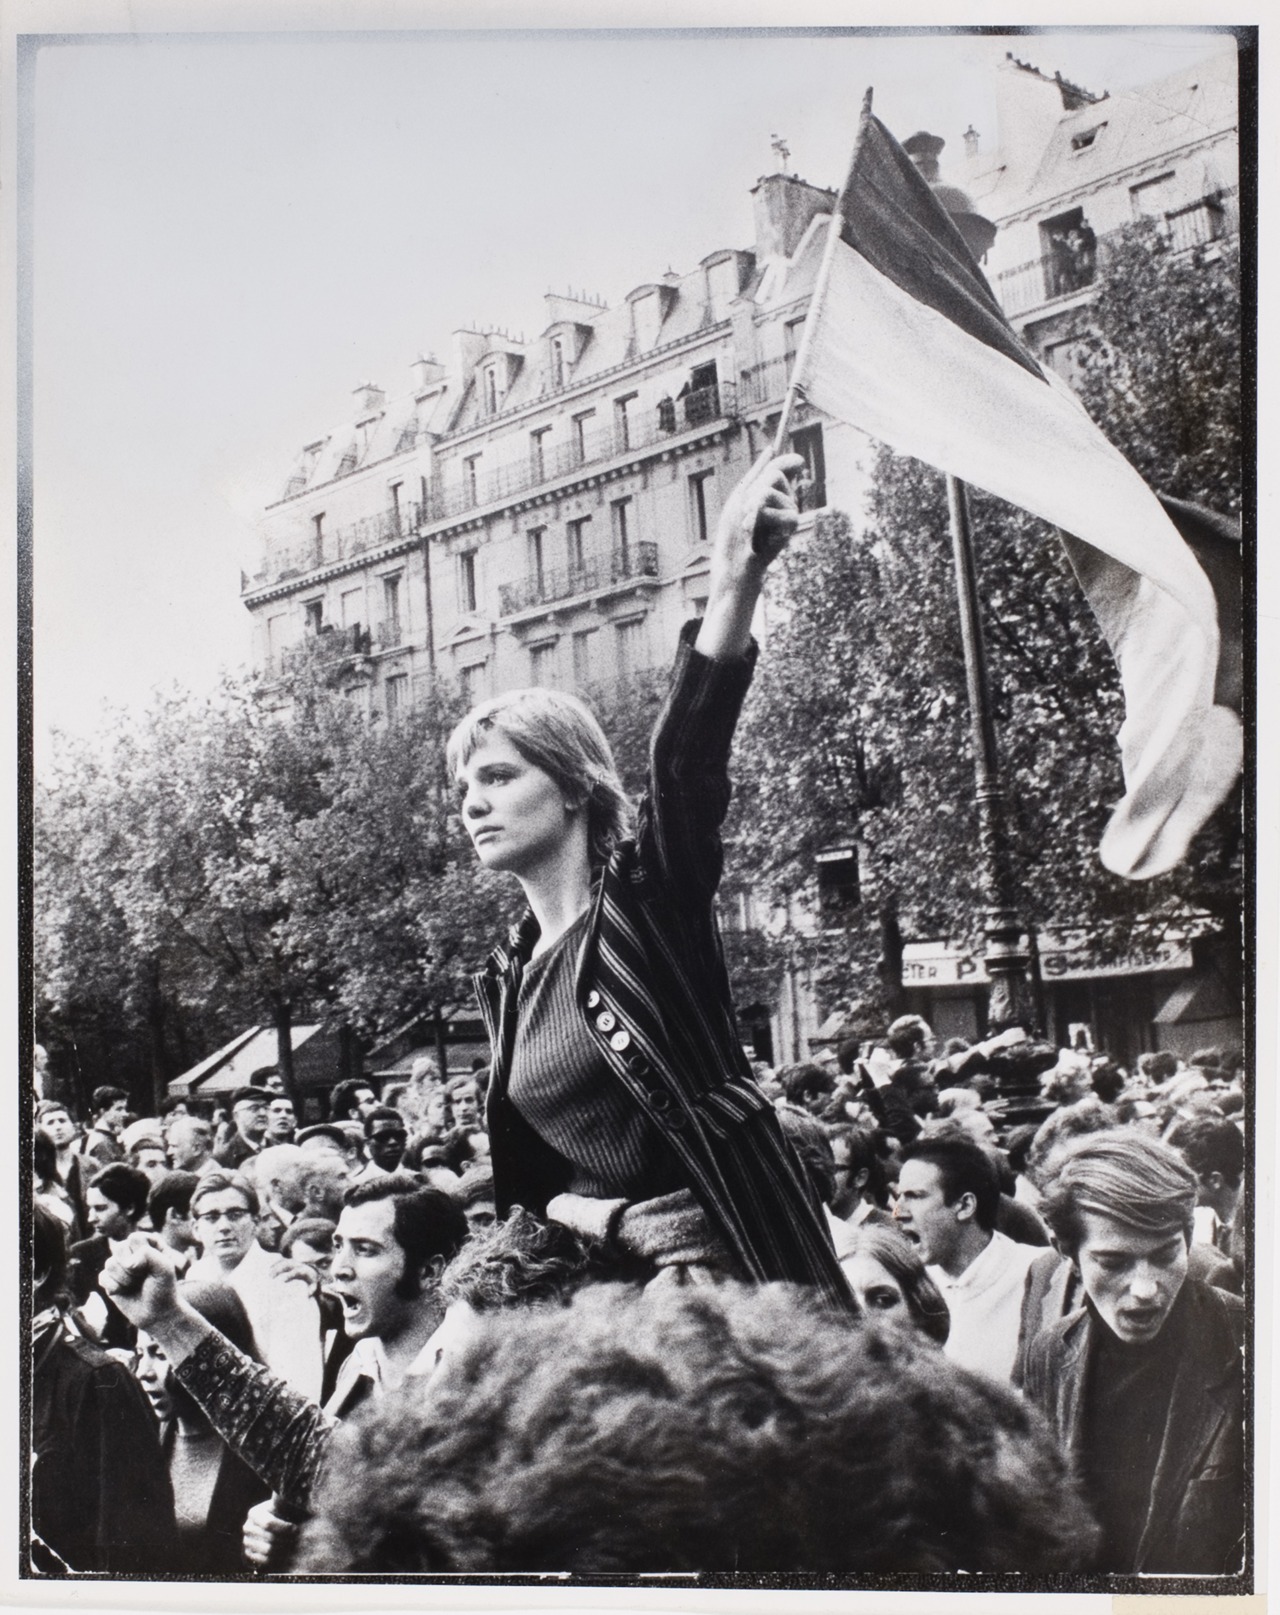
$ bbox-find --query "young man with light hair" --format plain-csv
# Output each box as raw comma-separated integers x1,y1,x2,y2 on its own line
1024,1128,1244,1575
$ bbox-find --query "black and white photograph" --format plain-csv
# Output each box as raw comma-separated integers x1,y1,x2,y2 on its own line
15,8,1258,1598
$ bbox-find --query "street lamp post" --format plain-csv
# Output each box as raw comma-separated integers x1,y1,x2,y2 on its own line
946,472,1035,1031
905,131,1036,1033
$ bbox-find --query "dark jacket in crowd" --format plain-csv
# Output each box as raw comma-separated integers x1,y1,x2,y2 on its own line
476,625,852,1309
68,1234,137,1352
213,1131,259,1170
1023,1278,1245,1575
31,1317,175,1574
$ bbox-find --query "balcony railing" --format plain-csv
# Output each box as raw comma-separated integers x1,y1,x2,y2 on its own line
250,384,735,589
424,380,734,524
996,245,1098,316
738,355,794,410
259,505,423,587
1165,193,1237,253
995,193,1238,318
498,539,659,616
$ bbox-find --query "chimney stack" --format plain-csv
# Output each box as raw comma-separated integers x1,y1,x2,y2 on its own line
353,381,386,417
411,354,446,393
751,173,837,263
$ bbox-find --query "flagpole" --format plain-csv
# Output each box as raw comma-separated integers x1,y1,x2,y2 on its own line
769,87,875,458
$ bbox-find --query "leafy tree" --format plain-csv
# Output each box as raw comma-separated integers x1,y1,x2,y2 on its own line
279,674,514,1075
34,733,234,1113
1076,220,1241,515
729,219,1243,1026
35,656,514,1110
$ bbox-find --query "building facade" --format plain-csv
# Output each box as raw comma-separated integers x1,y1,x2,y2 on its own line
243,173,869,719
241,45,1241,1066
969,48,1238,375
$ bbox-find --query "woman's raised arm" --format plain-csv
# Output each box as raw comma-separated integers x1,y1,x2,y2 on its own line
694,451,805,663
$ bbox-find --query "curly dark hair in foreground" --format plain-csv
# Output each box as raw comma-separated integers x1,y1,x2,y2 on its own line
300,1282,1097,1574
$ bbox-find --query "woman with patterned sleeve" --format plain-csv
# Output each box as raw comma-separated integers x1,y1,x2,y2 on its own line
450,453,852,1309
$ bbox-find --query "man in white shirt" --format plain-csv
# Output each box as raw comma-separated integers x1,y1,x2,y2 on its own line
893,1132,1039,1382
186,1169,324,1399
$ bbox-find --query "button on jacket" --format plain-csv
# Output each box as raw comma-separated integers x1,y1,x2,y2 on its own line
475,622,853,1310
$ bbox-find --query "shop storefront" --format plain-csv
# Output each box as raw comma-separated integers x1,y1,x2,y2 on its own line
898,929,1237,1067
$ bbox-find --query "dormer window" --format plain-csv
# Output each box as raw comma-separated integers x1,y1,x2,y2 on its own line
483,367,498,414
1071,124,1106,152
551,337,566,389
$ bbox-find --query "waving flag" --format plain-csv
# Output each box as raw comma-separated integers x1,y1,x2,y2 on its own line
789,97,1242,880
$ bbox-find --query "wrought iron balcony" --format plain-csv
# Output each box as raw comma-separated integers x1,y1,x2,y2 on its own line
498,540,659,616
995,194,1238,318
420,381,736,526
263,503,422,585
737,356,794,410
1165,193,1237,253
996,247,1097,316
256,380,735,588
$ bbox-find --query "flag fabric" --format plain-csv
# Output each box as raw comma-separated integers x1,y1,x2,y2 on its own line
793,106,1242,881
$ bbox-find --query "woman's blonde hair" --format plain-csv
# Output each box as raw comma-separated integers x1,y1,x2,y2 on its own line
447,687,635,872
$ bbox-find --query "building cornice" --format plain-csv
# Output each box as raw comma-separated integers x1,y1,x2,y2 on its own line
243,418,741,608
262,319,735,514
990,127,1236,230
242,530,425,607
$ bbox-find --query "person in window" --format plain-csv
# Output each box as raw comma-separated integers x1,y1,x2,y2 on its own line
449,453,850,1307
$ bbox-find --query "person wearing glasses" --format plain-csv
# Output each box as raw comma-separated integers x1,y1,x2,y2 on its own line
186,1170,323,1398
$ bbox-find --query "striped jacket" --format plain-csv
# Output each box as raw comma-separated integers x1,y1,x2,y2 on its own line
474,622,853,1309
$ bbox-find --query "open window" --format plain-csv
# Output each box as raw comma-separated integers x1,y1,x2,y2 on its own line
790,423,827,512
1039,208,1097,298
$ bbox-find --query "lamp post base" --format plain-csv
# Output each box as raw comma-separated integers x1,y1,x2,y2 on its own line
982,905,1035,1033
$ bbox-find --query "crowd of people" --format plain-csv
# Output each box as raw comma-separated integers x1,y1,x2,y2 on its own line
29,1026,1247,1578
30,458,1247,1581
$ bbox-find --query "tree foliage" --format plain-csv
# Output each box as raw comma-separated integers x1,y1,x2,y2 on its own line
1076,221,1241,515
35,659,514,1110
728,220,1243,1024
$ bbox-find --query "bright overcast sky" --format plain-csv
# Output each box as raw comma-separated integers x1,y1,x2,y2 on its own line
29,24,1239,766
